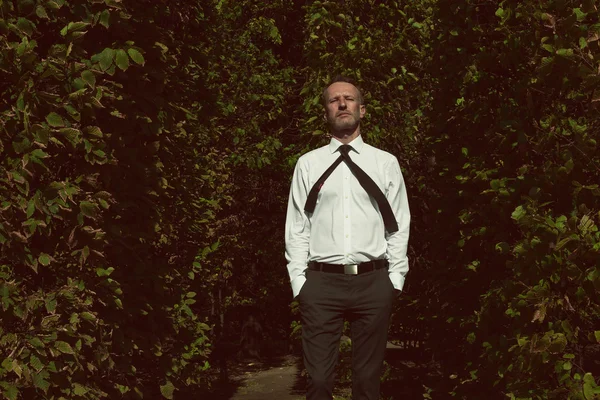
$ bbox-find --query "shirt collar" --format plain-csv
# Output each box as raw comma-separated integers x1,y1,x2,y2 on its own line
328,134,365,154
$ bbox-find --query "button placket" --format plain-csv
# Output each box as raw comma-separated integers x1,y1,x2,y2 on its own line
343,162,351,262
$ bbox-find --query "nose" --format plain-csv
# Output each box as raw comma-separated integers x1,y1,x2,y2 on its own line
338,99,347,109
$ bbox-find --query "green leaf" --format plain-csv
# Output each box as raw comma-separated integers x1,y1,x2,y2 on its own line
127,48,145,65
87,96,105,109
1,358,12,370
573,8,587,21
583,373,597,399
45,297,57,313
541,44,554,53
115,49,130,71
46,112,64,127
80,201,98,218
32,125,49,145
511,205,526,221
105,63,116,76
495,242,509,253
11,360,21,378
31,149,48,159
99,10,110,28
38,253,51,266
81,70,96,88
17,93,25,111
30,354,43,372
160,381,175,399
540,56,554,69
28,337,45,348
595,331,600,343
55,341,74,354
82,246,90,263
32,372,50,393
555,237,574,251
73,383,88,396
59,128,81,146
36,6,49,19
27,198,35,218
67,21,89,33
556,48,574,57
96,267,115,277
3,384,18,400
46,1,62,10
116,384,130,394
17,18,34,37
80,312,96,321
12,137,31,154
98,48,115,71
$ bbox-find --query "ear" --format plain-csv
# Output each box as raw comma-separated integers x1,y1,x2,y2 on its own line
359,104,366,119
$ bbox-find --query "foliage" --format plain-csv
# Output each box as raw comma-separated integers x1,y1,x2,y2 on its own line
0,0,215,398
423,0,600,397
2,0,600,398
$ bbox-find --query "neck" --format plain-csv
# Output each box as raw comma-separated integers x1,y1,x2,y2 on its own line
331,127,361,144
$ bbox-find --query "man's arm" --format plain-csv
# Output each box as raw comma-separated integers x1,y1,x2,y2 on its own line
285,158,311,298
385,156,411,291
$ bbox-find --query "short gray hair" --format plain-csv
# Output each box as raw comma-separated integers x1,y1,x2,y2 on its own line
321,75,364,107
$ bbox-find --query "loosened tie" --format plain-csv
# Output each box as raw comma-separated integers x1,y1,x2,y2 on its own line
304,144,399,233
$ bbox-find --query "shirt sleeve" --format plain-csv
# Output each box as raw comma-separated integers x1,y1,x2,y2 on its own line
385,156,411,292
285,158,311,298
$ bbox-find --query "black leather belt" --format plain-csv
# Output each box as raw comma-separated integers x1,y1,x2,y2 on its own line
308,259,388,275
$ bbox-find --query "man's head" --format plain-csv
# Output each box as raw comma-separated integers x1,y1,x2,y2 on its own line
322,76,366,138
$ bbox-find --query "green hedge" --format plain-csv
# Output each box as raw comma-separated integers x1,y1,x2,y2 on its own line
2,0,600,399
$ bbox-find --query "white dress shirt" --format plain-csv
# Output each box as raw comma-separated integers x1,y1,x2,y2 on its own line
285,135,411,298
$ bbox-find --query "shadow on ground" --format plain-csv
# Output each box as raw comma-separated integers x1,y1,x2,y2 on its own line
198,355,305,400
201,345,443,399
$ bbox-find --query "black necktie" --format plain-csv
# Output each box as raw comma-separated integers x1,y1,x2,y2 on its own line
304,144,399,233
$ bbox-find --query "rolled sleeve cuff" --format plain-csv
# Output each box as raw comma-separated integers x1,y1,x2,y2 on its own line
291,275,307,299
388,271,405,292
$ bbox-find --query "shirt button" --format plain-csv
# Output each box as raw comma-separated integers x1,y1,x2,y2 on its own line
345,215,348,218
346,235,349,238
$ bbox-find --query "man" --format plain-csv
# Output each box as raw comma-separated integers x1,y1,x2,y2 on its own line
285,76,411,400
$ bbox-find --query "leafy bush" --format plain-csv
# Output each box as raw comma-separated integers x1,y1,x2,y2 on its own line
0,1,214,398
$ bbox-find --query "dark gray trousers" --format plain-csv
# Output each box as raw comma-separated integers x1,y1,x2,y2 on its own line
298,267,395,400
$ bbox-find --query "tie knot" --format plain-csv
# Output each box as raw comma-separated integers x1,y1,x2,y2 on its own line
339,145,352,155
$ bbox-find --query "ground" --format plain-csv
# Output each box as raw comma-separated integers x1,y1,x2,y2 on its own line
229,355,304,400
211,341,440,400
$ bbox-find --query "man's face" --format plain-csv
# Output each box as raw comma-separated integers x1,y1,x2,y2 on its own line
323,82,366,134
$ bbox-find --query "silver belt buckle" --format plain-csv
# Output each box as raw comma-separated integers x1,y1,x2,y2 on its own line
344,264,358,275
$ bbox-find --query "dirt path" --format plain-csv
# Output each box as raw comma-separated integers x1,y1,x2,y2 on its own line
229,355,304,400
221,343,440,400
